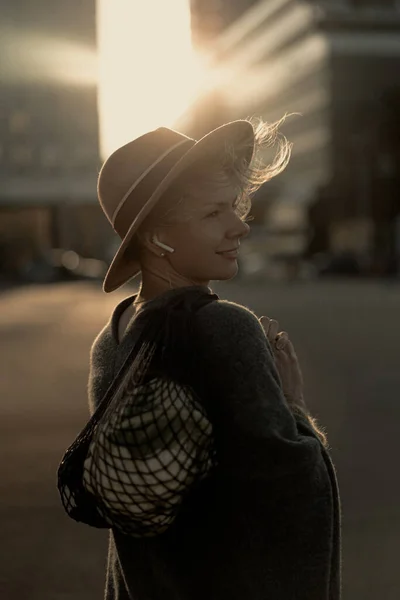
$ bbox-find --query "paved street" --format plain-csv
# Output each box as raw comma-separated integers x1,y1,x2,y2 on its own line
1,279,399,600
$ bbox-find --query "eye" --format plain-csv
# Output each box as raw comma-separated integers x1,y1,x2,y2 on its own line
207,210,219,218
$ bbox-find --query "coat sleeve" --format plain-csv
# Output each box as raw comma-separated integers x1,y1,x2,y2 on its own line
192,299,342,599
193,299,326,480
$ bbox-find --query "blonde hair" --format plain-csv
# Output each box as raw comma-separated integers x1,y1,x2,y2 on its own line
125,115,293,258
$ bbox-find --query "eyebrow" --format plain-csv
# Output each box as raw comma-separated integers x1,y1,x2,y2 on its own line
205,199,238,208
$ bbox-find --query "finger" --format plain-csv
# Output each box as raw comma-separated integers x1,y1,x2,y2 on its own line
285,338,297,357
268,319,279,341
259,317,269,338
275,331,289,350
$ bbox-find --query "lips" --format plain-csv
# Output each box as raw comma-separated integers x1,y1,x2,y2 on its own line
217,247,239,254
217,248,239,258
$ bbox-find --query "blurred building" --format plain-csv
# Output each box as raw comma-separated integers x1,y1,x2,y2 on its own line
0,0,111,281
190,0,260,45
180,0,400,276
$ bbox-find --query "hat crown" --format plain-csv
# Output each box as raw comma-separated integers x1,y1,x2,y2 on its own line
98,127,194,227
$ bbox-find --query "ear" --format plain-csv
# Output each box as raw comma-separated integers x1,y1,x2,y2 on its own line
139,229,160,256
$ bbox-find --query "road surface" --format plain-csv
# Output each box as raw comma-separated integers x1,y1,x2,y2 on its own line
1,279,399,599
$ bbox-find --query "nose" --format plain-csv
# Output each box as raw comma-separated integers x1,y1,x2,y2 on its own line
240,220,251,238
228,214,250,241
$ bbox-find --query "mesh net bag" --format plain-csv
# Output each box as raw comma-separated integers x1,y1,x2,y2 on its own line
57,289,219,536
82,375,216,537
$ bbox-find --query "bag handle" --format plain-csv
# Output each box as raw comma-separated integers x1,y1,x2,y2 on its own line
87,290,218,432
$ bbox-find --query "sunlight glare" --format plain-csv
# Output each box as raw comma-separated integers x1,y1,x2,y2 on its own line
97,0,210,158
0,25,97,87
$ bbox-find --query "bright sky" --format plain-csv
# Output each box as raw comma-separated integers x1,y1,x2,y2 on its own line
97,0,211,158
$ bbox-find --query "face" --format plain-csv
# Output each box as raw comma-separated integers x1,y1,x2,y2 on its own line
151,176,250,284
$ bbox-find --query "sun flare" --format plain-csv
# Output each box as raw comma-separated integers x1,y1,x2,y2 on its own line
97,0,210,158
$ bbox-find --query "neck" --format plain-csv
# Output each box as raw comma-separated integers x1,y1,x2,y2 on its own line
135,266,210,304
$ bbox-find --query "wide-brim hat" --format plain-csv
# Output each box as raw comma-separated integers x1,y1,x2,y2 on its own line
98,120,255,293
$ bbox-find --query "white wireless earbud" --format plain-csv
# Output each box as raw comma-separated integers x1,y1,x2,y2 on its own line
152,235,175,253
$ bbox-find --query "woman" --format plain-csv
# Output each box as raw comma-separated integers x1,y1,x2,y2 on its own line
88,118,342,599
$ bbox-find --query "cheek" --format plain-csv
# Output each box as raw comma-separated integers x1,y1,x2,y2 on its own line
187,220,224,246
170,219,224,259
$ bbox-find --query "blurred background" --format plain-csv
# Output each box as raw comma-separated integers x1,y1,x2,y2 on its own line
0,1,399,599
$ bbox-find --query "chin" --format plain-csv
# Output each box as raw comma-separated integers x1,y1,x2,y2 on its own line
211,266,239,282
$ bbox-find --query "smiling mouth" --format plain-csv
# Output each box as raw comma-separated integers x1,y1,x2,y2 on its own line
217,247,239,254
217,249,239,258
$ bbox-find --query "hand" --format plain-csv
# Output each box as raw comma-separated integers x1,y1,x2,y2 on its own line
259,316,306,411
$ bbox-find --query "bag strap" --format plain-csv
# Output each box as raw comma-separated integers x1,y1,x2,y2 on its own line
86,289,219,432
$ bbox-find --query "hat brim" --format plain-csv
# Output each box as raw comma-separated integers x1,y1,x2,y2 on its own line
103,120,255,293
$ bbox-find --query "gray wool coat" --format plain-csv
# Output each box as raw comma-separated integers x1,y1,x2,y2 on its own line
88,285,342,600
